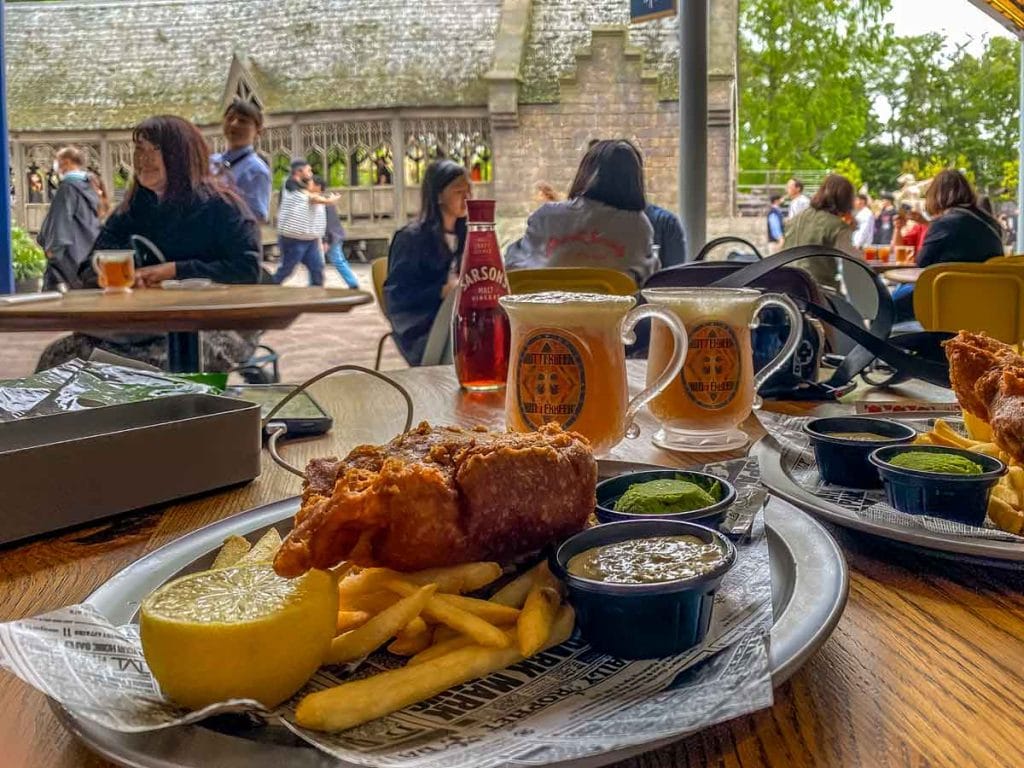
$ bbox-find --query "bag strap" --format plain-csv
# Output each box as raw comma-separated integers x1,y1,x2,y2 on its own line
694,236,764,262
708,245,949,387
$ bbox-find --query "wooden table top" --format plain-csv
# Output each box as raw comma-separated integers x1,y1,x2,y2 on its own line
0,285,373,333
1,363,1022,768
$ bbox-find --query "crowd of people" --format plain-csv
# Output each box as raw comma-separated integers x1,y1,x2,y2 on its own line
767,171,1008,320
27,102,1012,375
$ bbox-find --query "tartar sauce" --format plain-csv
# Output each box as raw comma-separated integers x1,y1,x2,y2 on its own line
566,535,727,584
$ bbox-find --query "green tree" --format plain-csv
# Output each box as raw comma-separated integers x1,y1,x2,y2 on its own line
832,158,863,192
738,0,894,171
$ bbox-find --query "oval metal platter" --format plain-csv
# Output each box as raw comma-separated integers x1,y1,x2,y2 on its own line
54,460,848,768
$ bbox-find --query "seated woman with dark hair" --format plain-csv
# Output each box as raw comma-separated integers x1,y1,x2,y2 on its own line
36,115,262,372
893,169,1004,321
384,159,469,366
783,173,857,291
505,139,656,284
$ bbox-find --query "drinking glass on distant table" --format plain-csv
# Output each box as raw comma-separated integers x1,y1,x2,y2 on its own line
92,250,136,293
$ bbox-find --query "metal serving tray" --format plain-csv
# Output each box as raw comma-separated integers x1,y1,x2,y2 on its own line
54,460,849,768
0,394,261,545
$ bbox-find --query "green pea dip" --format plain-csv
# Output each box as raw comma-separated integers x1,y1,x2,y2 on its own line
886,451,983,475
613,477,722,515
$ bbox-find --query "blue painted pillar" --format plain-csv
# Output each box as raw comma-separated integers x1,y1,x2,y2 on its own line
0,0,12,294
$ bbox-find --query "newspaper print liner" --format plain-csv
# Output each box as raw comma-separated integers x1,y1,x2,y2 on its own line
760,411,1024,544
0,458,775,768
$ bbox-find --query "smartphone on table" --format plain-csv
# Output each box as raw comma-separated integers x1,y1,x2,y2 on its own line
223,385,333,439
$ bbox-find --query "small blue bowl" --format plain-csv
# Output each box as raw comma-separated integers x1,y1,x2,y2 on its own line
804,417,916,489
595,470,736,527
869,445,1007,526
550,520,736,659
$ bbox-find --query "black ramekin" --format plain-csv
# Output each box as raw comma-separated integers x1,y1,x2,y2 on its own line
869,444,1007,526
595,470,737,527
549,520,736,659
803,416,917,489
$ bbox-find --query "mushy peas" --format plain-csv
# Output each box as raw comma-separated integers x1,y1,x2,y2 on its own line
613,478,722,515
886,451,983,475
566,535,728,585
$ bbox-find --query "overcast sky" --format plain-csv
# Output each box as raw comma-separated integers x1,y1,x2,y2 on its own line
888,0,1015,51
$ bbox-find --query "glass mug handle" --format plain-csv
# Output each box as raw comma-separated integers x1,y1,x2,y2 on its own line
621,305,688,438
751,293,802,394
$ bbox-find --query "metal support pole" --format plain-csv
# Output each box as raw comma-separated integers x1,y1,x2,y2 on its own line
0,0,13,294
1017,37,1024,254
679,0,708,260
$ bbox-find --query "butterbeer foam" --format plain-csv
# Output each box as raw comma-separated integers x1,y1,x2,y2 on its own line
500,291,635,321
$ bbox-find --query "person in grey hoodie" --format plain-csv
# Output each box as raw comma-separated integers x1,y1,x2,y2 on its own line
505,139,656,284
36,146,102,290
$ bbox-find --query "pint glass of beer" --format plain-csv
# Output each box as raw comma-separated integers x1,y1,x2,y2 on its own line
500,291,688,454
642,287,802,451
92,250,136,293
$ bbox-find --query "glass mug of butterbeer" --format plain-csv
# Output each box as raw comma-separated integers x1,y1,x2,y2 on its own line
500,291,688,454
92,250,136,293
642,288,802,452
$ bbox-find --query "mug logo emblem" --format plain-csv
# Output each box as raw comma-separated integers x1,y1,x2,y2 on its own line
682,321,741,410
516,332,586,429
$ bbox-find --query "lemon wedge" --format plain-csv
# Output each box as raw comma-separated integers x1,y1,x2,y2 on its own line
140,562,338,710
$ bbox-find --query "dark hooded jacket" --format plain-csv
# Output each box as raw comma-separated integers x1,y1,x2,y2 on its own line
36,174,101,289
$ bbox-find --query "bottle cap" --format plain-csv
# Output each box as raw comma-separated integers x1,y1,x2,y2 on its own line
467,199,496,223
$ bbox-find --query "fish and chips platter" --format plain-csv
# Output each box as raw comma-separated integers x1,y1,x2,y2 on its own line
755,332,1024,566
0,442,847,768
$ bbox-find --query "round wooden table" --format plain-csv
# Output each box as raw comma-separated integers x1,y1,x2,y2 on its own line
0,285,372,371
882,267,922,284
1,364,1022,767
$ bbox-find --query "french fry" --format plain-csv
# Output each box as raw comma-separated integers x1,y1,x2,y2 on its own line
296,606,576,732
489,562,545,608
210,535,251,569
384,579,509,648
239,528,283,563
1009,466,1024,498
387,617,432,656
963,410,993,442
343,590,399,614
991,483,1018,507
336,610,371,634
933,419,976,448
517,586,560,656
430,625,460,644
339,562,503,598
408,634,476,666
434,594,520,624
326,584,436,665
970,442,1003,458
988,495,1024,536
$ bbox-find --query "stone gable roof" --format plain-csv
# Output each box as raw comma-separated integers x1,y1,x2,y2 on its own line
7,0,503,131
7,0,681,132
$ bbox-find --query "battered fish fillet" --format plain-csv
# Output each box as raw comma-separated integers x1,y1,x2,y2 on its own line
944,331,1024,463
273,422,597,577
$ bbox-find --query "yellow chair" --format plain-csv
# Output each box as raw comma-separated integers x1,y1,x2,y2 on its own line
913,261,1024,344
506,267,637,296
371,257,392,370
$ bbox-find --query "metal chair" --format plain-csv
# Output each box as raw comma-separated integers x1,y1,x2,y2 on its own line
371,256,394,370
232,344,281,384
506,267,637,296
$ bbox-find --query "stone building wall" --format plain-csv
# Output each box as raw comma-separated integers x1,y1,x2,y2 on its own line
493,27,740,249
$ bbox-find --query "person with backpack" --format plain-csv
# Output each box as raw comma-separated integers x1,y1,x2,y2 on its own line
36,146,102,290
274,160,336,286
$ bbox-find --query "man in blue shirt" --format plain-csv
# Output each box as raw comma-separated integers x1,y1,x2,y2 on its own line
211,99,271,223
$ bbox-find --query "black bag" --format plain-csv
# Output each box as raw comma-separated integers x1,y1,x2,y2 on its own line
645,240,952,399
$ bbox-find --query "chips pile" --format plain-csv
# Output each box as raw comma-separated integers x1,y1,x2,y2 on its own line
207,531,574,732
912,417,1024,535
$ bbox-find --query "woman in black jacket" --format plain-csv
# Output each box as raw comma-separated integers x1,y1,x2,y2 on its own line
384,160,469,365
894,169,1004,321
36,115,262,371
